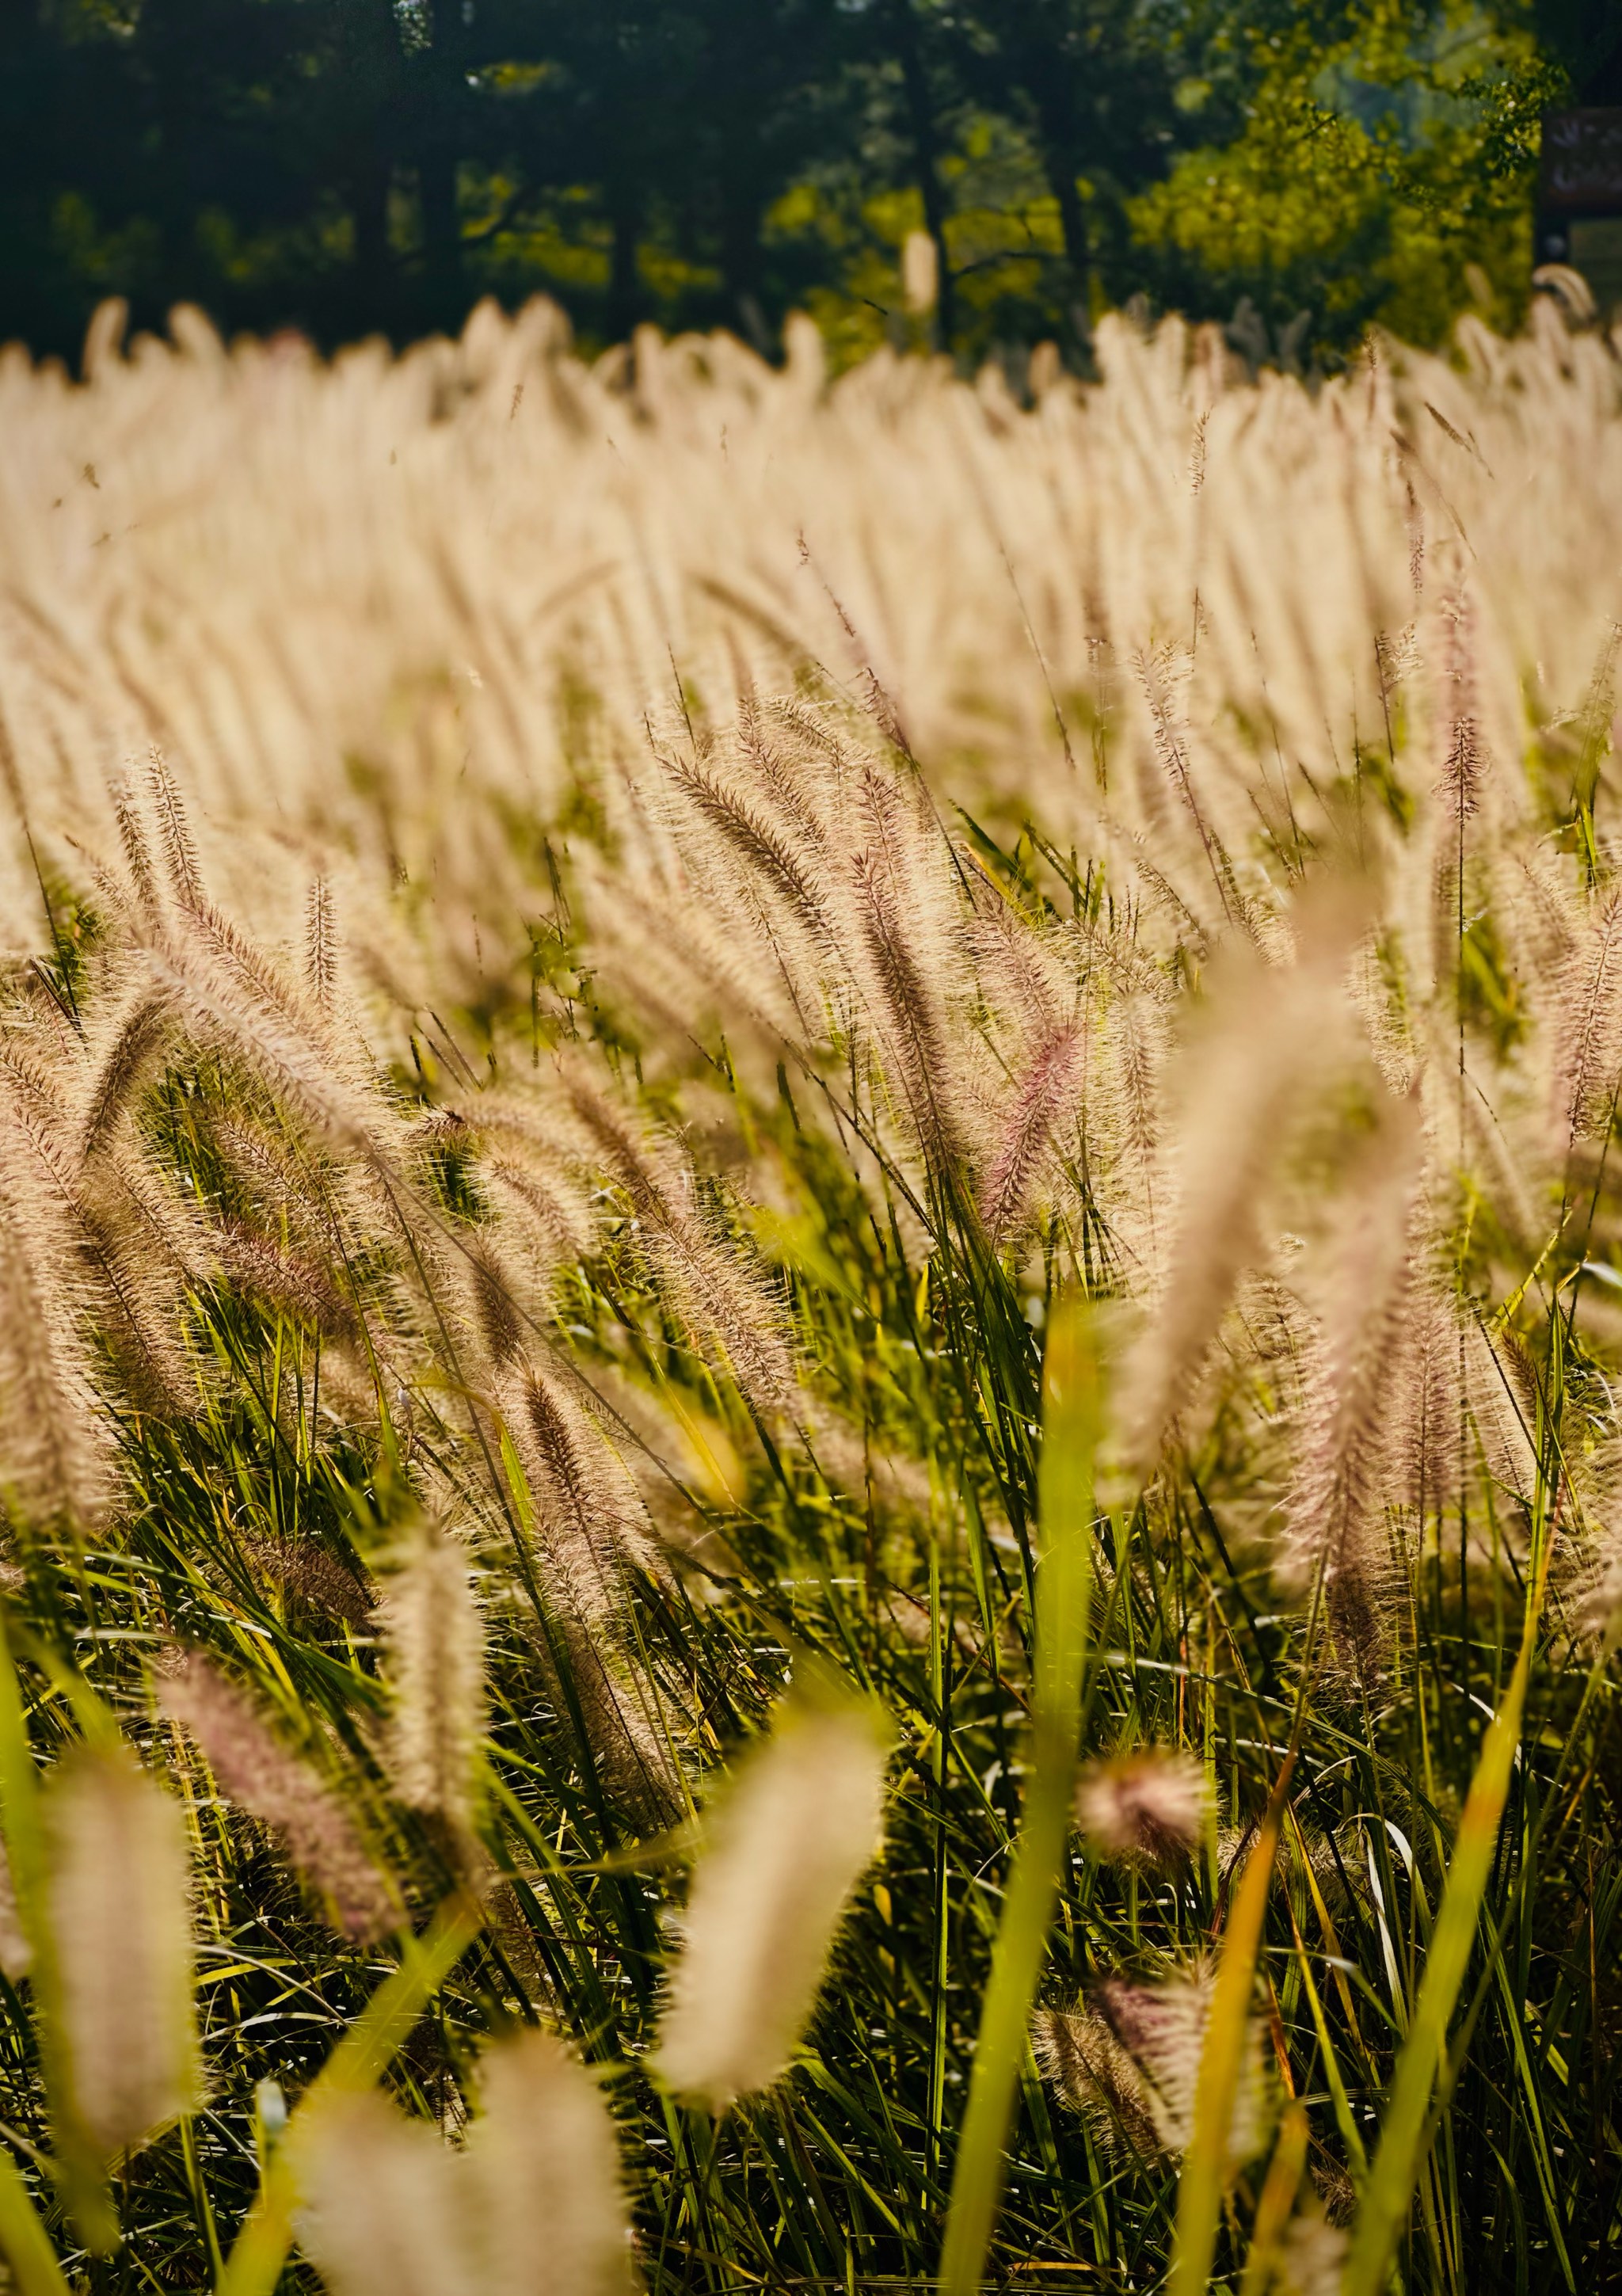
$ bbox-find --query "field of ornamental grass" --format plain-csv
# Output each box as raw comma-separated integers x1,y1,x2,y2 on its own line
0,288,1618,2291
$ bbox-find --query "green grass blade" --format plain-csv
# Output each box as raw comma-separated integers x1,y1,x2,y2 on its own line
0,2146,71,2296
215,1896,482,2296
1341,1619,1538,2296
1168,1759,1293,2296
0,1606,117,2251
939,1296,1101,2296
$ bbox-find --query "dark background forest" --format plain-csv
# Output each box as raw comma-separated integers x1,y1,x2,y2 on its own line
2,0,1621,372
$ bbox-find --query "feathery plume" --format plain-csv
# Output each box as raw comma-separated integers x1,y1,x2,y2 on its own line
240,1533,374,1624
74,971,173,1162
1075,1748,1209,1868
1032,2000,1160,2157
653,1689,886,2111
464,2032,634,2296
1134,644,1232,917
980,1022,1083,1243
661,751,839,972
307,878,339,1012
377,1520,486,1831
1378,1262,1535,1544
1094,1966,1272,2164
562,1069,796,1411
466,1232,524,1372
1434,589,1485,823
295,2035,633,2296
0,1179,114,1533
1277,2210,1350,2295
485,1158,598,1270
160,1654,398,1940
295,2091,474,2296
1277,1109,1425,1673
499,1364,681,1821
143,748,205,910
42,1746,203,2159
845,766,965,1179
1554,885,1622,1147
13,1111,202,1415
211,1220,360,1341
1114,898,1363,1464
504,1365,661,1619
112,771,161,918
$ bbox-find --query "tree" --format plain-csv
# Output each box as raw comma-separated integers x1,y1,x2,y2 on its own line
0,0,1584,367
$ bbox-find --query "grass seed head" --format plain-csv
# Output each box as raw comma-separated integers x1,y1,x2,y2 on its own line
378,1519,487,1832
295,2091,478,2296
653,1689,886,2112
161,1654,398,1940
43,1746,202,2160
1075,1748,1209,1869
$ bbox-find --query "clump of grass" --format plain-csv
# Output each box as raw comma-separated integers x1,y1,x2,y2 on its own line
0,294,1613,2293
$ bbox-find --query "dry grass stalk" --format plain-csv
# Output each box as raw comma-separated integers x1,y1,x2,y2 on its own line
1114,903,1364,1465
462,2033,634,2296
1555,884,1622,1148
239,1533,374,1623
497,1362,682,1821
294,2092,474,2296
0,1157,114,1533
1277,1113,1426,1675
562,1068,797,1413
1031,2000,1161,2158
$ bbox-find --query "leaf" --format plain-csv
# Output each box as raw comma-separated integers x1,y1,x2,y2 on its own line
939,1296,1102,2296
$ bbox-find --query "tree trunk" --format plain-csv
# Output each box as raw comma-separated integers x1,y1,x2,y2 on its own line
889,0,956,353
1034,109,1091,312
607,187,641,345
419,142,462,331
1004,17,1095,328
720,188,771,353
352,158,392,322
345,0,406,332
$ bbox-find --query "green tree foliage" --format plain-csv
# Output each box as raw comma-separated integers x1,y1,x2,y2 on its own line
0,0,1598,365
1131,10,1565,359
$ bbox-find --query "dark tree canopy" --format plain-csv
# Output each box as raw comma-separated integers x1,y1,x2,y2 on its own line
0,0,1596,369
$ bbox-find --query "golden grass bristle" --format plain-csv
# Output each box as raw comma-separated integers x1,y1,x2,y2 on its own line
496,1361,683,1820
294,2091,473,2296
1114,899,1366,1466
462,2031,635,2296
1031,2001,1160,2158
0,1204,112,1535
1277,1107,1427,1673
